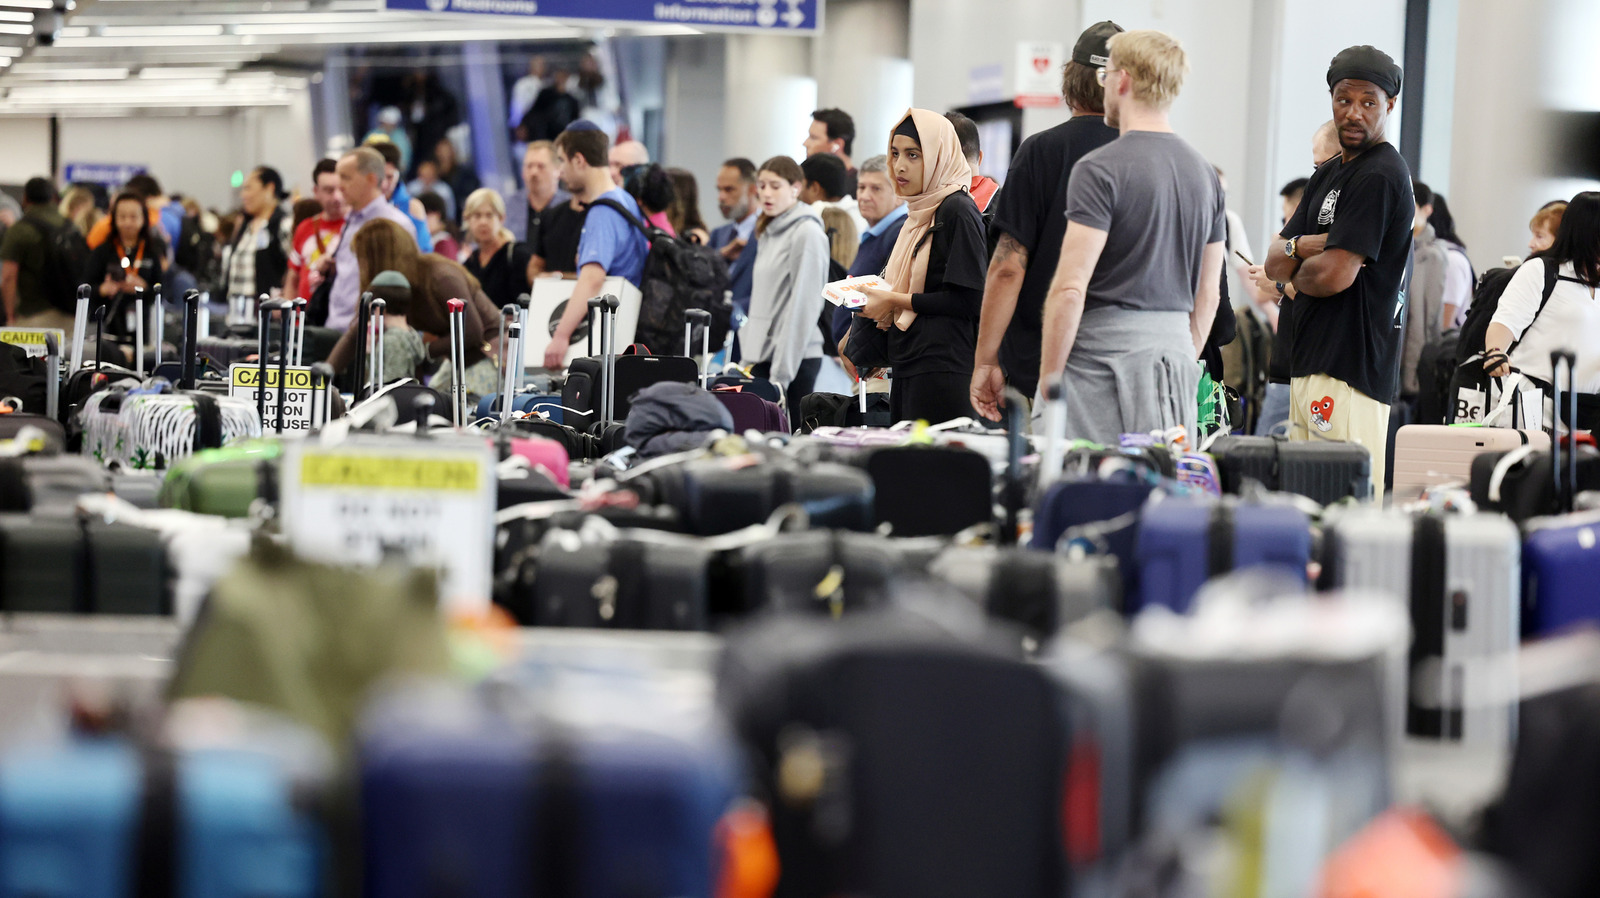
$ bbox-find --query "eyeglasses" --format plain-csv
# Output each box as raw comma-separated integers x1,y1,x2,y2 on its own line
1096,67,1122,86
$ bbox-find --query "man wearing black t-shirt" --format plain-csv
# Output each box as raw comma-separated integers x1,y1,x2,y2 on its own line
971,20,1122,419
1265,45,1415,498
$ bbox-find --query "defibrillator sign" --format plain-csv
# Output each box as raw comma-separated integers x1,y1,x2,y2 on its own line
229,364,317,436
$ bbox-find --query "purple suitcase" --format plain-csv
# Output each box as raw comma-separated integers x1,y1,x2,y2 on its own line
1133,497,1311,613
712,389,789,434
1522,512,1600,637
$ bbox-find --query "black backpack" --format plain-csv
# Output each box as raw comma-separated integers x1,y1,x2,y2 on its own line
34,217,90,315
588,198,732,355
1457,258,1557,364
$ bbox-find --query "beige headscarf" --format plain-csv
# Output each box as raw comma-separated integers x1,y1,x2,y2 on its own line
881,108,973,330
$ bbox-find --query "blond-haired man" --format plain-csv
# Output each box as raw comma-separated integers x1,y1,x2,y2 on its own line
1038,29,1226,443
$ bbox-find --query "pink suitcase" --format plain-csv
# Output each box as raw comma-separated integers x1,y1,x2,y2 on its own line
1391,424,1549,501
507,436,571,487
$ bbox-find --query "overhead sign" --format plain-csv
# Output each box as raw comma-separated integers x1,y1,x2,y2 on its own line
1014,41,1065,108
229,364,317,437
62,163,148,187
280,438,496,613
0,328,63,360
385,0,819,33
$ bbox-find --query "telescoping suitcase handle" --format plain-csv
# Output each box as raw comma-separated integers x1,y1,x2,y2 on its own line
180,289,201,390
499,303,521,423
1001,385,1031,546
44,332,59,422
368,297,387,400
588,294,620,423
256,298,291,432
70,284,90,376
310,361,336,430
447,298,467,428
1038,373,1067,487
685,308,711,389
133,286,146,378
151,284,164,380
352,291,374,402
1552,350,1579,514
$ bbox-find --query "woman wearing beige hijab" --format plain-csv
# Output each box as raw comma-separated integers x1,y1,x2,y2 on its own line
849,108,988,424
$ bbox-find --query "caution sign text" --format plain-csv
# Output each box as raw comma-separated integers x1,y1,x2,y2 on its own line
228,363,317,437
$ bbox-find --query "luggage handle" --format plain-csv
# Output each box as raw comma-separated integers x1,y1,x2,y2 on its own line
292,297,307,366
686,308,710,388
273,299,293,435
134,285,145,378
352,291,373,403
368,297,387,400
70,284,90,375
310,361,335,430
1001,385,1030,546
514,291,531,395
588,295,620,424
1039,374,1066,486
1553,350,1578,514
447,298,466,428
44,332,59,422
500,303,521,424
151,284,163,381
254,293,274,424
179,289,200,390
93,303,107,376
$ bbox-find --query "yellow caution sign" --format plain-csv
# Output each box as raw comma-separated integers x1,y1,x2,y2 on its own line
298,454,483,492
230,365,315,390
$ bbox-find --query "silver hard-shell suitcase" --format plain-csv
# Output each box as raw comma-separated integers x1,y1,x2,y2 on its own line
1325,507,1519,747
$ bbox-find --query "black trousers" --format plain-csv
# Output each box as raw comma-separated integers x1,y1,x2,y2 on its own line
750,357,821,430
890,371,975,425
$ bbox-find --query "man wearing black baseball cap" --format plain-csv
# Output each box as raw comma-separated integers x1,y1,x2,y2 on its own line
1264,45,1414,498
971,20,1123,418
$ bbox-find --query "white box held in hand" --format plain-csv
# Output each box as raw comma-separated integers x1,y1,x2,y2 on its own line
823,275,889,310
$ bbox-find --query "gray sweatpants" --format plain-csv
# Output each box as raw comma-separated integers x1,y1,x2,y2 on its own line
1035,306,1200,445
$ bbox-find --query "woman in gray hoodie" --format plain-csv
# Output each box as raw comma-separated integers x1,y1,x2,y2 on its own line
745,155,829,417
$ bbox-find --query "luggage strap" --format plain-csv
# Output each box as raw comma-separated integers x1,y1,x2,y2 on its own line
1406,514,1458,740
1207,503,1235,579
132,746,179,898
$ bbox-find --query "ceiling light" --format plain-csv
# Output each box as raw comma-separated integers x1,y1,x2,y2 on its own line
6,66,129,79
0,11,33,22
0,0,51,9
0,23,31,34
100,24,225,37
138,66,224,79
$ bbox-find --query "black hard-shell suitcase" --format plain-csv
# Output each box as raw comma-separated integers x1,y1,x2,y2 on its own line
515,534,711,630
719,609,1066,898
862,445,992,537
1208,434,1371,503
734,530,900,615
0,515,83,612
635,460,875,536
83,520,168,615
929,546,1119,638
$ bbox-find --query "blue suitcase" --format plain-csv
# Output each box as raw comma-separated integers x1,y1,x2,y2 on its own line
1522,513,1600,636
1134,498,1311,613
0,738,322,898
361,697,537,898
1031,474,1154,603
361,683,736,898
475,392,564,424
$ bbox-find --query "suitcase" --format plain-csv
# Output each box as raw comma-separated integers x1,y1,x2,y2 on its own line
361,677,737,898
709,372,781,403
712,389,789,434
508,533,712,630
928,546,1119,638
82,520,169,616
22,455,113,513
475,392,564,423
1392,424,1549,502
0,514,84,613
1471,445,1600,523
862,445,992,537
1120,597,1399,897
158,441,280,519
1207,434,1373,504
1030,476,1153,593
1521,512,1600,636
1324,507,1519,743
733,530,901,616
718,610,1067,898
635,459,875,536
0,735,322,898
1133,497,1311,613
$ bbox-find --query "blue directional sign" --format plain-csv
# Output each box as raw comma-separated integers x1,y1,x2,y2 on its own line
385,0,819,33
62,162,147,187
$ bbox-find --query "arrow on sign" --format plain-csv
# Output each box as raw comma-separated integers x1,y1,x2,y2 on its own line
782,1,804,26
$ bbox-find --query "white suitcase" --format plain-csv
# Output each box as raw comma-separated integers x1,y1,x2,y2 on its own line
1324,507,1519,747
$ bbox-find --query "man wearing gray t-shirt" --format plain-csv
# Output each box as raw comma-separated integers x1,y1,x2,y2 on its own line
1039,29,1226,444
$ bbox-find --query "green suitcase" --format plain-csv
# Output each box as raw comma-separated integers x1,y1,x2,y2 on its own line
159,440,281,518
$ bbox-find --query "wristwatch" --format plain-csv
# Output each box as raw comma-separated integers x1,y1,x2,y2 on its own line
1274,281,1287,297
1284,236,1299,260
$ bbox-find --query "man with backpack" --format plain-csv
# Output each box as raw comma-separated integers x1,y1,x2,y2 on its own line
0,177,84,336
